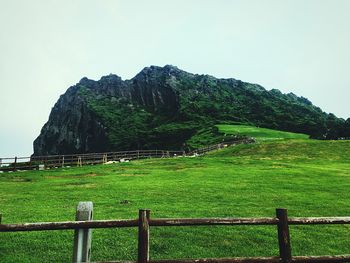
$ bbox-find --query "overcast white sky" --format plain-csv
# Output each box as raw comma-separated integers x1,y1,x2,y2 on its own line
0,0,349,157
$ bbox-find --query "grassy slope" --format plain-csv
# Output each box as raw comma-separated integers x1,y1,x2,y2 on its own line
185,123,307,149
1,127,350,262
217,124,309,141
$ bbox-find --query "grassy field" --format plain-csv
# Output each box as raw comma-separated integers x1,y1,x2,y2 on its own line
1,126,350,262
217,124,309,141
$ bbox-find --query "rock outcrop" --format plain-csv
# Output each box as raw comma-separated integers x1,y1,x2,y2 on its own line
33,65,350,155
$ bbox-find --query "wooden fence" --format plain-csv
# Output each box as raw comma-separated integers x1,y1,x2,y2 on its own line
0,139,254,172
1,202,350,263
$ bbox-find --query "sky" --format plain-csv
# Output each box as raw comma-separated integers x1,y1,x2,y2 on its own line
0,0,349,157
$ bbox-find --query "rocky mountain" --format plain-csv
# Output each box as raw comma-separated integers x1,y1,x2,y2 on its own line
33,65,350,155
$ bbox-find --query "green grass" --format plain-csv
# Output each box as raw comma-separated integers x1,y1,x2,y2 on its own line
1,127,350,262
185,126,226,149
217,124,309,141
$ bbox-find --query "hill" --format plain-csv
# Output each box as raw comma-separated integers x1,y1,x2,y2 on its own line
33,65,350,155
217,124,309,141
1,126,350,262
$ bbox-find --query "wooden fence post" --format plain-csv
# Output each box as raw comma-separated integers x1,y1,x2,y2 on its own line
73,202,93,263
276,208,292,263
77,157,82,167
138,209,150,263
13,157,17,172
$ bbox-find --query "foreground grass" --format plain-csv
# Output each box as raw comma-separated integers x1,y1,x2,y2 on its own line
1,139,350,262
217,124,309,141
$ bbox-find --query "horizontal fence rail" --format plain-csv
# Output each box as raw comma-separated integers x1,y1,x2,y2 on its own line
91,256,350,263
2,217,350,232
1,203,350,263
0,138,254,172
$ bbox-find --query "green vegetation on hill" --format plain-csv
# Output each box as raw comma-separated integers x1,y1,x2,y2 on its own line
217,124,309,141
1,126,350,262
185,124,309,149
79,66,349,151
79,86,154,150
33,65,350,155
185,125,242,149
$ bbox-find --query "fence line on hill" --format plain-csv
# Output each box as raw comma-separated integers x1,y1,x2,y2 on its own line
0,138,254,172
1,202,350,262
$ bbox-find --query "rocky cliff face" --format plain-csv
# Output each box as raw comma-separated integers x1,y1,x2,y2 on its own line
33,65,350,155
33,86,109,155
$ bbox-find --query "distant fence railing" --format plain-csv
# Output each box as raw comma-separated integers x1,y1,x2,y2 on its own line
1,202,349,262
0,139,254,172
